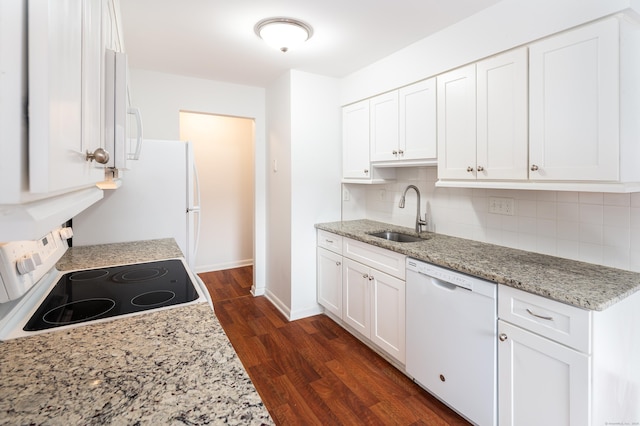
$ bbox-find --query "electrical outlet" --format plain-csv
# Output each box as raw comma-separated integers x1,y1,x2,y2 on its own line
489,197,515,216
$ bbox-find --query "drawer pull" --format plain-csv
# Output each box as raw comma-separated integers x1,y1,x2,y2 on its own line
526,308,553,321
325,239,334,243
499,333,508,342
336,261,341,266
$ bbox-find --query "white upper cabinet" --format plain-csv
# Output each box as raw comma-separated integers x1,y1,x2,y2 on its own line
371,79,437,166
399,78,437,163
342,99,395,183
477,47,529,180
28,0,106,194
345,79,437,177
342,100,371,180
437,64,477,180
370,92,399,162
436,16,640,191
438,48,528,181
82,0,104,171
529,18,619,182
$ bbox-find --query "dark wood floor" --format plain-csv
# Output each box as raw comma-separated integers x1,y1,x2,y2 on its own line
199,266,469,425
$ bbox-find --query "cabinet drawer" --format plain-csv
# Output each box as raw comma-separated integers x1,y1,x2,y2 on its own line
344,238,405,280
317,230,342,254
498,285,591,353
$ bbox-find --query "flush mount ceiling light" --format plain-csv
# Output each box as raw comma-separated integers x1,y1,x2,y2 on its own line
254,17,313,52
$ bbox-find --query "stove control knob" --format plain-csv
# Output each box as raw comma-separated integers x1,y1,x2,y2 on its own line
31,252,43,266
16,255,37,275
59,227,74,240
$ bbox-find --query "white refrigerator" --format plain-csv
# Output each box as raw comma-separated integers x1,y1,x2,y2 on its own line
73,139,201,269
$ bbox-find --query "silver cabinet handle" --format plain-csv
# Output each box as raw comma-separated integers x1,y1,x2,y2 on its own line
392,150,398,155
499,333,508,342
398,149,404,156
86,147,110,164
477,165,484,172
526,308,553,321
336,261,341,266
362,273,369,279
466,166,474,172
364,169,369,174
530,164,539,171
368,275,374,281
325,239,333,244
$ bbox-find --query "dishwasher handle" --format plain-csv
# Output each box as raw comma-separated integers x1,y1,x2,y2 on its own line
422,273,471,292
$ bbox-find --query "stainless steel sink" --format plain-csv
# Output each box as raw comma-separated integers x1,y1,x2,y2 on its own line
368,231,424,243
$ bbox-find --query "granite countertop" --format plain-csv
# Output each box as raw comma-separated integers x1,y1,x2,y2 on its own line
0,239,273,425
316,219,640,311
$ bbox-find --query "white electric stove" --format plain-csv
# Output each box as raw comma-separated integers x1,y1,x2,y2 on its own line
0,226,209,340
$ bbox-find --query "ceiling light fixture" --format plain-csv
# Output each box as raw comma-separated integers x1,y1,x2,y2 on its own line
254,17,313,53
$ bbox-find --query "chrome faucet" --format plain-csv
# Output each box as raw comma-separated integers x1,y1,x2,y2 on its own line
399,185,427,233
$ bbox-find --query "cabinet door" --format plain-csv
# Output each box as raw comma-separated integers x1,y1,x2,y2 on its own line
477,47,528,180
399,78,437,161
437,64,477,179
317,248,343,318
529,18,619,181
82,0,105,167
343,100,371,179
370,92,399,162
498,321,590,426
28,0,105,194
370,270,405,363
342,258,370,337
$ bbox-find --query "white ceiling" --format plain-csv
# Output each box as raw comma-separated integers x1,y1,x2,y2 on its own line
119,0,502,88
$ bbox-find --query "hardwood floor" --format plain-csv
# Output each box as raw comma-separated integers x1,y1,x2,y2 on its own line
199,266,470,425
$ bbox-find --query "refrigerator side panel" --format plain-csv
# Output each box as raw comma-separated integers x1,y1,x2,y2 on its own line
72,140,189,260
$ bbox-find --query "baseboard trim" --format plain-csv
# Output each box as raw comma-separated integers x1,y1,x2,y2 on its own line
195,259,253,274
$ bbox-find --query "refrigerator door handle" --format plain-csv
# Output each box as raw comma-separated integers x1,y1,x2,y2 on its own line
191,160,201,269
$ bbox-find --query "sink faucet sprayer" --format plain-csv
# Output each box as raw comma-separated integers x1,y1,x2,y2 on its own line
399,185,427,233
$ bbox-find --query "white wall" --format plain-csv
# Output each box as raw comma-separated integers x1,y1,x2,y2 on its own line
340,0,634,105
265,70,342,320
344,169,640,273
179,112,254,272
129,69,267,295
290,70,342,319
265,72,293,315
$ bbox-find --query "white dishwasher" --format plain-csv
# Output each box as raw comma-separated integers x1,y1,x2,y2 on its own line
406,258,497,426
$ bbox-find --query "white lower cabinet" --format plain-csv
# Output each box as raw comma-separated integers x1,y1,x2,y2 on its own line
498,320,590,426
342,257,405,363
317,247,343,318
370,268,405,362
316,230,343,319
498,284,591,426
498,284,640,426
317,231,406,364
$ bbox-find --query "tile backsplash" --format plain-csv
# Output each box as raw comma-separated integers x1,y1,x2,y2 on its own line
342,167,640,273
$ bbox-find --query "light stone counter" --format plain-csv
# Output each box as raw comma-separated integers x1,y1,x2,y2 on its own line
316,219,640,311
0,239,273,425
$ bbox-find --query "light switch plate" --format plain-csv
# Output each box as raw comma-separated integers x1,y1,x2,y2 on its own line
342,187,350,201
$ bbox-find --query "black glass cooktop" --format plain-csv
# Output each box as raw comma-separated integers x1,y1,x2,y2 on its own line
24,259,199,331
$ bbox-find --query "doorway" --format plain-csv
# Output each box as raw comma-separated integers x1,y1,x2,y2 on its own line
179,111,255,273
